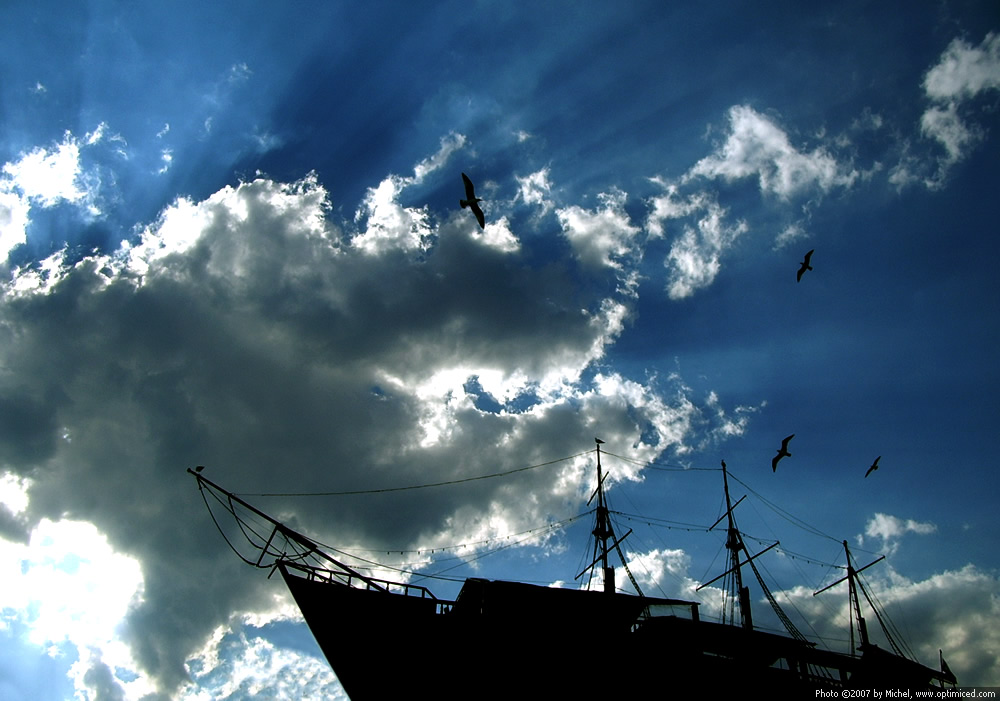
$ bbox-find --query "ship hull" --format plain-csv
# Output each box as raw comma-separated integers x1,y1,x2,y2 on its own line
279,565,946,699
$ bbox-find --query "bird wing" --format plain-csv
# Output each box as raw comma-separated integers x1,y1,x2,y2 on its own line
873,456,880,467
470,201,485,229
781,434,795,450
797,250,813,281
865,465,876,478
462,173,477,200
772,454,780,471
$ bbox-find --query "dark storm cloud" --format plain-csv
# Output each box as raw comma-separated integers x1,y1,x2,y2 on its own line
0,167,737,693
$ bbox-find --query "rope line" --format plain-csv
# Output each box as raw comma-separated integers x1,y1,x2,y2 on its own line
235,450,591,497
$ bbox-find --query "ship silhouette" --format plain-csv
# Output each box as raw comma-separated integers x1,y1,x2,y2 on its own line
189,443,956,697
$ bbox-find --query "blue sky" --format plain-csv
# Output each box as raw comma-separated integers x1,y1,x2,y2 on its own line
1,1,998,698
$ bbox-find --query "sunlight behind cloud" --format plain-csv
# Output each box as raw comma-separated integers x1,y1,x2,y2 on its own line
1,518,149,699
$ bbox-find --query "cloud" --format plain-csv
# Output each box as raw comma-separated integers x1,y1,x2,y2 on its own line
515,167,553,214
645,104,856,300
412,132,466,183
776,562,1000,686
0,518,151,699
184,622,345,700
0,125,115,259
647,186,747,300
2,129,99,208
923,33,1000,102
685,105,857,199
352,133,468,254
862,512,937,552
557,188,641,272
600,537,1000,686
0,154,741,696
908,33,1000,187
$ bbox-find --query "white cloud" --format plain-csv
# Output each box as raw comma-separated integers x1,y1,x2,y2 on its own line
0,471,30,515
686,105,857,198
773,222,808,249
912,33,1000,185
0,189,31,260
923,33,1000,101
182,626,345,701
412,132,466,183
864,512,937,542
659,193,747,300
467,216,520,253
515,167,553,213
557,188,640,270
352,175,431,254
157,148,174,175
777,562,1000,686
0,518,152,699
861,512,937,556
2,133,89,207
920,103,979,164
353,135,469,254
0,127,113,260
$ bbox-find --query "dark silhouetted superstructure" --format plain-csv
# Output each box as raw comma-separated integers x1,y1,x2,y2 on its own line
189,445,956,698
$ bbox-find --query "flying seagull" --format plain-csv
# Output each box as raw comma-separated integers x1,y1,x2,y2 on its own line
460,173,485,229
772,434,794,471
865,456,881,479
797,249,814,282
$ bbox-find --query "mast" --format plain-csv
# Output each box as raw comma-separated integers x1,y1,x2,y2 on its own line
813,540,885,656
722,462,753,629
698,463,754,627
576,439,641,595
845,540,870,653
594,438,614,593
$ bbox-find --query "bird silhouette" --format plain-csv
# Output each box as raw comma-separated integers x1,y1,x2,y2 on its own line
595,437,605,445
721,459,727,469
865,456,881,478
195,465,205,473
460,173,485,229
797,249,814,282
772,434,794,471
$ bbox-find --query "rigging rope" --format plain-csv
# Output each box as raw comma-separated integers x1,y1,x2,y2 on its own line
234,450,591,497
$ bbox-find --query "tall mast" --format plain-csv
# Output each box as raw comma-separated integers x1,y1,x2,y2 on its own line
722,462,753,629
576,439,641,595
594,438,614,593
813,539,884,656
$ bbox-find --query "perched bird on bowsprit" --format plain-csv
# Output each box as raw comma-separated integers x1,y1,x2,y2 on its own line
865,456,881,478
797,249,814,282
460,173,485,229
772,434,795,471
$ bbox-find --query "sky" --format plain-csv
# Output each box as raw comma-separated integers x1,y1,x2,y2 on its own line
0,1,998,698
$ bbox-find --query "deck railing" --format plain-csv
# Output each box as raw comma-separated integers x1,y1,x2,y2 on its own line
278,560,454,613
